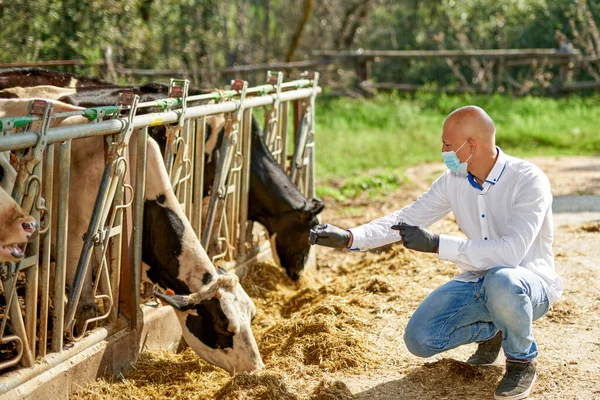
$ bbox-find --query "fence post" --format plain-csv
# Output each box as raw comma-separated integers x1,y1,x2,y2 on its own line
356,58,373,96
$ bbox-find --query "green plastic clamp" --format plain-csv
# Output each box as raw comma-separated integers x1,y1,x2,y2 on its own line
156,98,182,111
83,106,120,121
0,116,35,132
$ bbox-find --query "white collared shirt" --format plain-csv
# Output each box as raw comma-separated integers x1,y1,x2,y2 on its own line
348,148,563,304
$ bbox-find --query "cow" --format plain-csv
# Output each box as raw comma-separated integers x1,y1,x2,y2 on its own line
0,68,115,90
0,85,77,100
0,98,264,374
56,87,324,280
140,137,262,373
0,153,37,262
245,116,323,280
5,82,325,279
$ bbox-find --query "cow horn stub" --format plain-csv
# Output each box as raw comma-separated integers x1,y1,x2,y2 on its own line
153,289,196,311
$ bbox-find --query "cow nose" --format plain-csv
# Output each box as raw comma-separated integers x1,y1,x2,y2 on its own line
22,221,37,231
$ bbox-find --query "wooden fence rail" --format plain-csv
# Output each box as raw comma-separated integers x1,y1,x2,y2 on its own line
2,47,598,95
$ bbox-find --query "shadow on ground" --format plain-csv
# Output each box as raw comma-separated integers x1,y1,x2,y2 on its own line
353,359,504,400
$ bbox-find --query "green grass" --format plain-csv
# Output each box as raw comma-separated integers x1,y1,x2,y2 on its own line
315,92,600,183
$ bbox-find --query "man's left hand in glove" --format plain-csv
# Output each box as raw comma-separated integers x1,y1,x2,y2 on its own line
391,222,440,254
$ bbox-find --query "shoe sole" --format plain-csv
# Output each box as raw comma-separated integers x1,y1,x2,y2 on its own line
493,374,536,400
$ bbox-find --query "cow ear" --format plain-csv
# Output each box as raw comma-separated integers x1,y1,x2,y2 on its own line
309,198,325,215
153,290,196,311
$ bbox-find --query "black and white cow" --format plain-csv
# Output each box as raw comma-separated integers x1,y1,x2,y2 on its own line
245,116,323,280
139,137,263,374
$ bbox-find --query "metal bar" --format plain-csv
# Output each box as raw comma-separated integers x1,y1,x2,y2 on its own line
0,88,321,152
25,164,42,358
279,101,289,171
38,143,54,357
202,129,237,249
108,164,125,324
237,108,253,261
132,128,148,317
183,120,193,217
64,162,112,333
192,117,206,238
3,270,33,367
51,139,71,353
290,113,310,182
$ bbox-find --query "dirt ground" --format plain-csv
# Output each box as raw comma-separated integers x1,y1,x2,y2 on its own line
74,155,600,400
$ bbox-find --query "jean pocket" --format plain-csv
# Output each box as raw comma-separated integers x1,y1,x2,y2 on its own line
533,300,550,321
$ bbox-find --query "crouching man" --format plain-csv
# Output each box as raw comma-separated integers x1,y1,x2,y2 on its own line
309,105,562,400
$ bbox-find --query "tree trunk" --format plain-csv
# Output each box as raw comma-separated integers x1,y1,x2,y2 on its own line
285,0,314,62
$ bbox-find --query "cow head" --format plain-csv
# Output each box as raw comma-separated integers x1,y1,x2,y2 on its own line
142,136,263,375
270,197,324,280
0,154,37,262
153,268,263,375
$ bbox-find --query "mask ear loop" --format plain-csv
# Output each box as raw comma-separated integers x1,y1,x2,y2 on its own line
457,140,475,164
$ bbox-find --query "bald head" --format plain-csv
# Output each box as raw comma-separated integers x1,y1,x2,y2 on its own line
441,106,499,179
442,105,496,146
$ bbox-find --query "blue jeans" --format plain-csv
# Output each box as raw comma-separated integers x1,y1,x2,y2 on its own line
404,266,550,362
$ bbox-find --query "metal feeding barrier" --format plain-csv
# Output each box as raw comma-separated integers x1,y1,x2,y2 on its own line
0,72,320,387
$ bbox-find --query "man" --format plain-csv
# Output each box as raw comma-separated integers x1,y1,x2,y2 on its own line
309,106,562,400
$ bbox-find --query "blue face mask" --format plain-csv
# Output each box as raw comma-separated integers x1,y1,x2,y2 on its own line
442,140,473,175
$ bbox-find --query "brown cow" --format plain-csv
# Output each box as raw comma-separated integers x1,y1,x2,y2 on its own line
0,152,37,262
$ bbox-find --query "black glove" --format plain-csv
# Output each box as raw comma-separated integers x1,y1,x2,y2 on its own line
309,223,351,249
391,222,439,253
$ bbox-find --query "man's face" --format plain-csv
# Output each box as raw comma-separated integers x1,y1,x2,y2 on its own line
441,131,471,163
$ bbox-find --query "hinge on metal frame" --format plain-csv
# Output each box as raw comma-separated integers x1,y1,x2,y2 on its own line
114,91,140,150
168,78,189,127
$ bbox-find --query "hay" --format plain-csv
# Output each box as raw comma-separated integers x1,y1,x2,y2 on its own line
578,222,600,233
213,372,298,400
309,378,355,400
73,348,230,399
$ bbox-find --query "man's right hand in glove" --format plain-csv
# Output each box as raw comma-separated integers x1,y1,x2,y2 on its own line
309,223,352,249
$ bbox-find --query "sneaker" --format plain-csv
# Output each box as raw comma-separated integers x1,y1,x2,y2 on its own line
467,331,502,365
494,361,536,399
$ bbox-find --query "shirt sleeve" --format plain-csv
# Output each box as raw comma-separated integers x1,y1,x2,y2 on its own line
438,170,552,271
348,173,452,251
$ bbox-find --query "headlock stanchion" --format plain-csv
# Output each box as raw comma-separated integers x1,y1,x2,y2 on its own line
63,92,139,339
0,73,321,396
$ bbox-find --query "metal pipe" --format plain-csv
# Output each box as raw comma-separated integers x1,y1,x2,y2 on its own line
0,88,320,152
3,269,33,366
38,143,54,357
279,102,289,171
25,165,42,358
237,108,253,261
64,162,112,332
192,117,206,238
51,139,71,353
132,128,148,316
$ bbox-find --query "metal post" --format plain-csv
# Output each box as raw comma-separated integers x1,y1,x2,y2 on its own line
38,143,54,357
192,117,206,238
279,101,289,171
237,108,253,261
132,128,148,316
51,139,71,353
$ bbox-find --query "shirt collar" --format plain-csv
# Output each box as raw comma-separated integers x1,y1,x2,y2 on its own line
484,147,508,185
466,147,508,193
